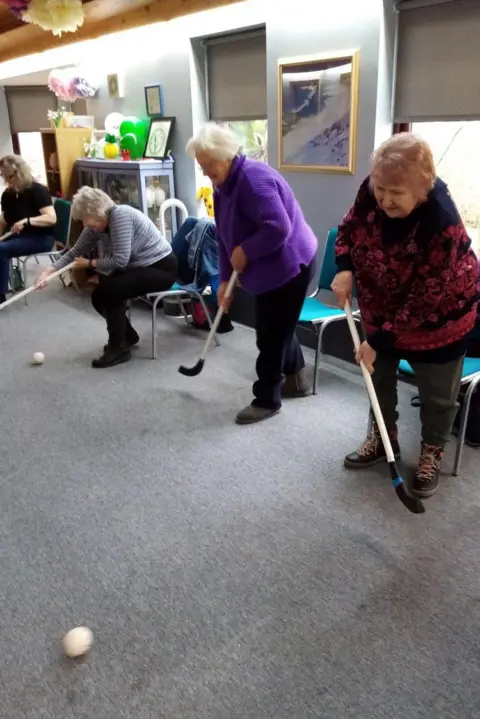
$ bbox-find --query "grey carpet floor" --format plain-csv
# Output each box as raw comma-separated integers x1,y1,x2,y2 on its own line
1,271,479,719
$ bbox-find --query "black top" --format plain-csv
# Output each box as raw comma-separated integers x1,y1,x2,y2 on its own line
1,182,53,237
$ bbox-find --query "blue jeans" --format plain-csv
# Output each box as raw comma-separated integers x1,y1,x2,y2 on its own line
0,234,54,293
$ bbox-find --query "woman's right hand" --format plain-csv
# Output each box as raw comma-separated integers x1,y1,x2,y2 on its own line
331,270,353,309
217,281,233,313
35,266,56,289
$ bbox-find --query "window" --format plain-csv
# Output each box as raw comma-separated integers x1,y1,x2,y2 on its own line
412,121,480,255
223,120,268,163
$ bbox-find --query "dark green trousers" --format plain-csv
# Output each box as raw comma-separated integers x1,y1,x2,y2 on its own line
371,353,464,447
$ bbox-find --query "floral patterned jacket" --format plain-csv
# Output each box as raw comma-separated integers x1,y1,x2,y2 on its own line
335,177,478,353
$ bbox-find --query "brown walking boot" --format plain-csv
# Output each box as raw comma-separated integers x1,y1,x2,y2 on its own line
411,443,443,498
344,422,400,468
281,369,310,398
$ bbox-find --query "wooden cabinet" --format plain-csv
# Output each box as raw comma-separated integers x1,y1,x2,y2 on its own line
40,127,92,199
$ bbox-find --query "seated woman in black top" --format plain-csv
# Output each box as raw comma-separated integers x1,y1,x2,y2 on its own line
0,155,56,302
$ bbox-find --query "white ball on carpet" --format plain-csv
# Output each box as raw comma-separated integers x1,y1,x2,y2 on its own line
32,352,45,365
62,627,93,658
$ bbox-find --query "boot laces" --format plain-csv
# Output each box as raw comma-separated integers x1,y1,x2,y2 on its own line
417,444,442,482
357,429,381,457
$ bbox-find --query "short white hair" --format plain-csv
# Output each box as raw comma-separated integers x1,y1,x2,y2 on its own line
185,122,241,161
72,186,115,221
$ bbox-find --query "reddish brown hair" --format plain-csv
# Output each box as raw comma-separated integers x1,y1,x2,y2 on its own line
370,133,436,199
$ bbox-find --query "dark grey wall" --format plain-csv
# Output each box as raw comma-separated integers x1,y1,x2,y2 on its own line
0,86,13,157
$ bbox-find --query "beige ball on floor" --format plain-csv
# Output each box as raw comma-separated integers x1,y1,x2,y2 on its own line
32,352,45,365
62,627,94,658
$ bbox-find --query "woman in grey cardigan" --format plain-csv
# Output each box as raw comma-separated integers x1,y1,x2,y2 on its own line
37,186,177,368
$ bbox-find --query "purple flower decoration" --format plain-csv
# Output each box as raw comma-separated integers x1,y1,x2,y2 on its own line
2,0,31,19
70,75,99,98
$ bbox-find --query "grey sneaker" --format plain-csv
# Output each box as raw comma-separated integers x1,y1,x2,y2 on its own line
281,369,310,398
235,404,281,425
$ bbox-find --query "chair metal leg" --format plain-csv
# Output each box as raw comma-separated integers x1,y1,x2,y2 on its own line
50,254,66,287
178,297,190,326
312,325,321,395
22,257,30,305
151,296,163,359
366,410,373,435
453,377,480,476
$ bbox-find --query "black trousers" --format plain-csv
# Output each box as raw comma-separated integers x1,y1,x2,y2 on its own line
253,261,313,410
91,253,178,346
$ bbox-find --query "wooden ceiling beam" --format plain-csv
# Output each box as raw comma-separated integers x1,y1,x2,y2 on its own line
0,0,240,63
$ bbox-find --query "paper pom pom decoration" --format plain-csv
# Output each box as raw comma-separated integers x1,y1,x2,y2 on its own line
48,67,99,102
2,0,84,36
2,1,30,18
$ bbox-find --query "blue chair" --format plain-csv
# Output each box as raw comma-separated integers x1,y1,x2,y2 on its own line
398,358,480,475
298,227,357,394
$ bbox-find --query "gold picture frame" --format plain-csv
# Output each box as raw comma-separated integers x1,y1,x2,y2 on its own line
278,50,360,174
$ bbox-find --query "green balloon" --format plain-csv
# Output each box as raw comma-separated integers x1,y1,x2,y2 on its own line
120,133,137,152
136,119,148,138
119,118,137,137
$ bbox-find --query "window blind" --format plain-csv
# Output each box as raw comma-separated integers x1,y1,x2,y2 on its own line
5,87,57,133
394,0,480,121
206,30,267,121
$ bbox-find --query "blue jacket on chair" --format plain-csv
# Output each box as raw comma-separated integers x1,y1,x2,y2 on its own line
172,217,219,298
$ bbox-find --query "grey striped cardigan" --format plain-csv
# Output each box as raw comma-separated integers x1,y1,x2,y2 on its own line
54,204,172,274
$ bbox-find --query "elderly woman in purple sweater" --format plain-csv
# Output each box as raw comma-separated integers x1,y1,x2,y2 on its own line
186,123,318,425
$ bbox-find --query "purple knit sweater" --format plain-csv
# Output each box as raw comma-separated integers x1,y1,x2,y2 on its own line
214,155,317,295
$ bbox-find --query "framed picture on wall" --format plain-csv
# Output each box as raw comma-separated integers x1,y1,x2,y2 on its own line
144,84,164,117
144,116,175,160
278,50,360,174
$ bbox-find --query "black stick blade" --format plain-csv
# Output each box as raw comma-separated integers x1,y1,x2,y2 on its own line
394,481,425,514
389,462,425,514
178,359,205,377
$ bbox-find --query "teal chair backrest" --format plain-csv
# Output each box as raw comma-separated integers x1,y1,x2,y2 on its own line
53,198,72,249
318,227,339,291
317,226,357,298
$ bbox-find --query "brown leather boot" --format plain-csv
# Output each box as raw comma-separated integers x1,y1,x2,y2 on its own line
411,443,443,498
344,423,400,468
281,369,310,398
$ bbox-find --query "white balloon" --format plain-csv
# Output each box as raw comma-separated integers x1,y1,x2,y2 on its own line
104,112,124,135
62,627,94,658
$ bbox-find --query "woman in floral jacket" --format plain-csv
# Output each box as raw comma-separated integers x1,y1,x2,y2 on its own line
331,132,478,498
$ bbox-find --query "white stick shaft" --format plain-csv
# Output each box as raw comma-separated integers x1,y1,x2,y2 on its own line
0,231,13,242
0,261,75,311
344,300,395,463
200,271,238,360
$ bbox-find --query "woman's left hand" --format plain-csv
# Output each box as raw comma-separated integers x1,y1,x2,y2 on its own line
12,219,27,234
73,257,90,269
355,341,376,374
231,246,248,273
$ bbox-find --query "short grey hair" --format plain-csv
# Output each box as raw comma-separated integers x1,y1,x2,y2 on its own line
185,122,241,161
72,186,115,221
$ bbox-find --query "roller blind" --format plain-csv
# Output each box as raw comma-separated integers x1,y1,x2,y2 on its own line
206,30,267,121
394,0,480,121
5,87,57,133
